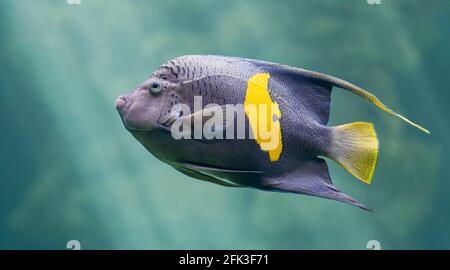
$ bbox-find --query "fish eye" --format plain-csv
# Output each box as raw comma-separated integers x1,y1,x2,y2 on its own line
149,82,162,95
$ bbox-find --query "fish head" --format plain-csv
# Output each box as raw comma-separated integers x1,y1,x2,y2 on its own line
116,75,177,131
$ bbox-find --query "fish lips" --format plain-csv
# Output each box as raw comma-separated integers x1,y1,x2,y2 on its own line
115,96,150,132
115,95,167,132
115,95,128,110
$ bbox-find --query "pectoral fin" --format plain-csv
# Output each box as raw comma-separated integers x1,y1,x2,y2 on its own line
173,165,244,188
158,105,233,142
179,162,262,175
174,162,263,188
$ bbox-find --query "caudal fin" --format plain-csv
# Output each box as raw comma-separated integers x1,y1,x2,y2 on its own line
328,122,378,184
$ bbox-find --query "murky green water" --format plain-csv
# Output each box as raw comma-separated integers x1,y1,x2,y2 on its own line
0,0,448,249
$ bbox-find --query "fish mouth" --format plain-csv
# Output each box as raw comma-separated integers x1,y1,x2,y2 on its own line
115,96,150,132
115,95,129,112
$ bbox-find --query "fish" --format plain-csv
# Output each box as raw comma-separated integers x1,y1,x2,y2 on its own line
115,55,429,211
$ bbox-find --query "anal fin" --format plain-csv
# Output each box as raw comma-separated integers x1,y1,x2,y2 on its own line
262,158,372,211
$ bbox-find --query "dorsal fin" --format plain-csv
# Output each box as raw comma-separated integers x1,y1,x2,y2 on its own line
242,58,430,134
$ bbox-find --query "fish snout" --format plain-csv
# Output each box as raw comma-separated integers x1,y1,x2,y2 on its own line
115,95,129,111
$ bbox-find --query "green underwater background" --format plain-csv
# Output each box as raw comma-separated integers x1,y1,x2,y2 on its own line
0,0,449,249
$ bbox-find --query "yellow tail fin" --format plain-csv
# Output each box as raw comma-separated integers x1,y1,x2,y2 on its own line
329,122,379,184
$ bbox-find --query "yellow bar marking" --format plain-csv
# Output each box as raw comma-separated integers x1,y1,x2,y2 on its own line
244,73,283,162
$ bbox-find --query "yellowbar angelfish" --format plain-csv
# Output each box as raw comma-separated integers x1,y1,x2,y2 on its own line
116,55,429,211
